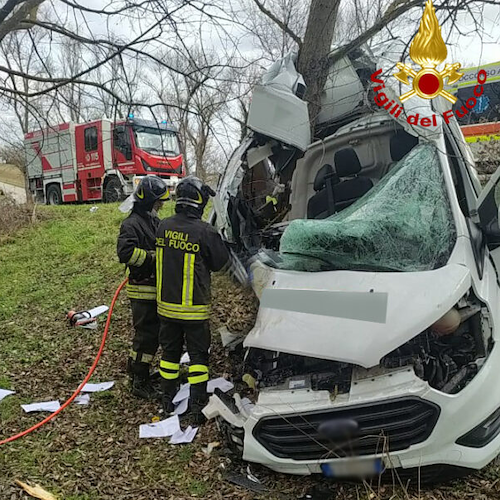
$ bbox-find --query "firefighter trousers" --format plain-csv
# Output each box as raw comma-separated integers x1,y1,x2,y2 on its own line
159,318,211,404
128,299,160,378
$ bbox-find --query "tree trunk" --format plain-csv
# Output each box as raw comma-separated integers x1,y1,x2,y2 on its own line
0,0,45,42
298,0,341,132
22,76,33,205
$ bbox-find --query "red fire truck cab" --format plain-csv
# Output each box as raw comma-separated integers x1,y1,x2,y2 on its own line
25,117,184,204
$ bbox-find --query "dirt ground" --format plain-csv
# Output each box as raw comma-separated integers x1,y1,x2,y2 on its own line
1,204,500,499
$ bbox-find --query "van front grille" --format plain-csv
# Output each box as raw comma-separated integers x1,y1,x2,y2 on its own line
252,397,440,460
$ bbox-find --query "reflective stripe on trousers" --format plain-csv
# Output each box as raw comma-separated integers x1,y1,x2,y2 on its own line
129,349,154,364
160,360,180,380
188,364,209,385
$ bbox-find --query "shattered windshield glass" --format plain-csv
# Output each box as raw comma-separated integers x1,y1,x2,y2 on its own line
279,143,456,272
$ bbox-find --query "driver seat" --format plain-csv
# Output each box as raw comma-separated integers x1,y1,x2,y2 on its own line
307,148,373,219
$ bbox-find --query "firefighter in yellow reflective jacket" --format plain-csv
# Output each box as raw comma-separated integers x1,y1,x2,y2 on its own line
156,176,230,422
117,176,169,399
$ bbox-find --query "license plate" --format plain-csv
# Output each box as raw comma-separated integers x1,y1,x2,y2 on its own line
321,458,384,478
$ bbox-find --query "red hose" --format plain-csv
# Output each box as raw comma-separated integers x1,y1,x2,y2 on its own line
0,278,128,446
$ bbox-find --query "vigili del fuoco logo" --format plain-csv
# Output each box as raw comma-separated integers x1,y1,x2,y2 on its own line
370,0,487,126
394,0,462,104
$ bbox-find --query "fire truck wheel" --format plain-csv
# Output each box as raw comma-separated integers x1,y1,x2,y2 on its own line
46,184,62,205
103,177,124,203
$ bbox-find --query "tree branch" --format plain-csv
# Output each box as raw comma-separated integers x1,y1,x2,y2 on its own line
58,0,151,16
0,0,20,25
252,0,303,49
0,0,45,42
328,0,425,66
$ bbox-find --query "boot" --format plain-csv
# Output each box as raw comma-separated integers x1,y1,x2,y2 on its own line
132,375,160,400
161,379,178,416
162,394,175,415
129,360,160,400
190,384,209,425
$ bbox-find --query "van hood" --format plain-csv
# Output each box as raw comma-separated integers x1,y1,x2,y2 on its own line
244,263,471,368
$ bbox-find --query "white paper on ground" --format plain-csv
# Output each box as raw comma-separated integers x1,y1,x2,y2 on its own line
172,383,190,404
180,352,190,364
81,381,114,393
0,389,15,402
22,400,61,413
207,377,234,394
174,397,189,416
74,394,90,405
139,415,180,438
170,425,198,444
172,378,232,408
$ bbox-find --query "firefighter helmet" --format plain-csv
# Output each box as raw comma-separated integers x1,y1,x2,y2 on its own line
134,175,169,210
175,176,215,211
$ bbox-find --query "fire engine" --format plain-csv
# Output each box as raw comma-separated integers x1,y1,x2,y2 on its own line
24,117,184,204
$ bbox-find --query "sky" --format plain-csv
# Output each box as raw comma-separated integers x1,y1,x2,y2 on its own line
66,1,500,71
450,2,500,67
1,0,500,149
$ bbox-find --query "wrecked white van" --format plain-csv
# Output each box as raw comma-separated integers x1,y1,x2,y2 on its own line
206,53,500,481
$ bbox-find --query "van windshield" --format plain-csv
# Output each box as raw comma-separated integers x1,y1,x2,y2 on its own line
279,143,456,272
133,127,179,156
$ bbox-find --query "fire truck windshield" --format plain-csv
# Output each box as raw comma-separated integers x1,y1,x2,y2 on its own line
133,127,179,156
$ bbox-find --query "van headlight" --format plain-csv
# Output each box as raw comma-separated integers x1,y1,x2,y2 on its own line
456,406,500,448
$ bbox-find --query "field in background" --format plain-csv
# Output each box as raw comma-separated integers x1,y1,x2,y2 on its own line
0,164,24,188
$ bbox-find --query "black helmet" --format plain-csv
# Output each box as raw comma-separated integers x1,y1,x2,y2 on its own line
134,175,169,211
175,176,215,212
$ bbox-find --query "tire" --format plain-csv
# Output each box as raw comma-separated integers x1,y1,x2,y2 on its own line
46,184,62,205
103,176,124,203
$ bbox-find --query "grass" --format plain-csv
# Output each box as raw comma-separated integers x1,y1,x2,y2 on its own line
0,201,268,500
1,202,500,499
0,202,175,323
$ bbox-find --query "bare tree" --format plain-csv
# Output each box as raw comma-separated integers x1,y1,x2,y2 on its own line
0,1,249,128
147,46,238,181
298,0,340,126
0,0,44,42
0,27,49,134
58,36,86,122
0,0,497,166
244,0,497,131
245,0,308,63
